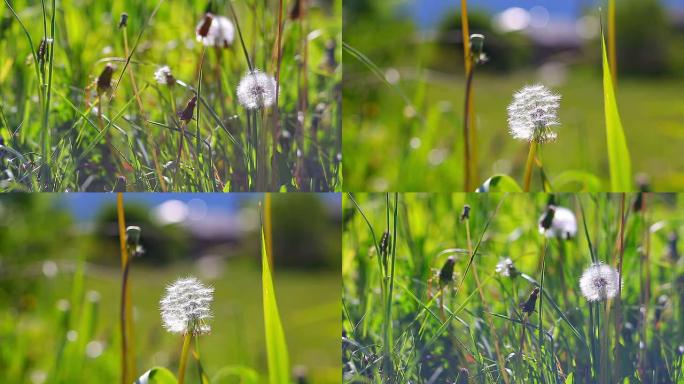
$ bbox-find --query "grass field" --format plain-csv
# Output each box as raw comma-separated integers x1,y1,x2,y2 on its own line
343,193,684,383
343,67,684,192
0,0,341,191
0,193,341,383
0,261,340,383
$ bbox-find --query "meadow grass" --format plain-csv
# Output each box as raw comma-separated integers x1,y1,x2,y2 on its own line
0,195,341,383
343,193,684,383
343,67,684,192
0,0,341,192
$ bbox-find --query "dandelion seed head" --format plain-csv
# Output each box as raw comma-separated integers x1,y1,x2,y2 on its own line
160,277,213,335
507,84,560,143
153,66,175,86
237,70,277,110
579,263,620,302
495,257,517,278
196,14,235,48
539,206,577,239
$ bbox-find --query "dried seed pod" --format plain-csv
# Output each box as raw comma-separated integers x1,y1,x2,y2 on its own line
520,287,540,315
439,256,455,287
177,96,197,123
96,64,114,95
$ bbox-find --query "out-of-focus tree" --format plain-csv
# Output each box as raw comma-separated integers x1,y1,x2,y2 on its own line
616,0,671,76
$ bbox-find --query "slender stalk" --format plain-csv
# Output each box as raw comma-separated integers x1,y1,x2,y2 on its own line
538,237,548,382
264,193,274,267
522,141,537,192
116,193,132,384
608,0,617,85
464,215,510,384
177,331,192,384
271,0,285,189
613,194,626,380
460,0,476,191
463,63,474,191
382,193,398,380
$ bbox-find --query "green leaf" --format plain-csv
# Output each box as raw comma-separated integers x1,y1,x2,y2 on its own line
261,227,291,384
564,372,574,384
476,175,522,192
134,367,177,384
601,34,632,191
211,365,260,384
552,170,603,192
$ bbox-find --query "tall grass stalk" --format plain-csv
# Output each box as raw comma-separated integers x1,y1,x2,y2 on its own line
460,0,475,191
382,193,398,379
116,193,134,384
608,0,617,85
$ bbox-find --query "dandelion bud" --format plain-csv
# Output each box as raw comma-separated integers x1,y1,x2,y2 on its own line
160,277,213,335
507,84,560,143
118,13,128,29
469,34,487,64
520,287,540,315
289,0,303,20
667,231,679,261
579,263,620,302
113,175,126,192
177,96,197,123
439,256,455,287
96,64,115,95
460,205,470,221
237,70,277,110
379,231,390,256
153,66,175,87
196,13,213,38
126,226,141,245
632,192,644,212
539,206,577,239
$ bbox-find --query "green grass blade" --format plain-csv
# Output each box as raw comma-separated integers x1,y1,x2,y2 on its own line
261,227,290,384
135,367,177,384
601,34,632,191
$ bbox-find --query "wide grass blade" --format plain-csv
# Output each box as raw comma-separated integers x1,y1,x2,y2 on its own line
135,367,177,384
601,34,632,191
261,226,290,384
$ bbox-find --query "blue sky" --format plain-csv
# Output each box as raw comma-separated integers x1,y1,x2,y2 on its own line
406,0,682,28
57,193,341,222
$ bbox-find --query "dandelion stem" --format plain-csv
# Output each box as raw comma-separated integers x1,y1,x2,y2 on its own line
522,141,537,192
177,331,192,384
264,193,274,268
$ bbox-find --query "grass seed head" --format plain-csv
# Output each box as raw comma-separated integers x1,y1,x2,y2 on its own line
196,13,234,48
507,84,560,143
579,263,620,302
160,276,214,335
539,206,577,239
237,70,277,110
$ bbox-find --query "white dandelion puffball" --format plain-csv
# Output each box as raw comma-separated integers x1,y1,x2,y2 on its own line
196,14,235,48
153,66,174,86
160,277,214,335
507,84,561,143
237,70,277,110
495,258,517,277
579,263,620,302
539,206,577,239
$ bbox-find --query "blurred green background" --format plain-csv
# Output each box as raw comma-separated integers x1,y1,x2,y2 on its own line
0,193,341,383
343,0,684,192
